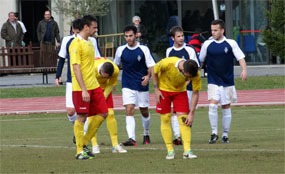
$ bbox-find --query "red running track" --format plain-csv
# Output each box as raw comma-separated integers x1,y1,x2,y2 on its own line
0,89,284,115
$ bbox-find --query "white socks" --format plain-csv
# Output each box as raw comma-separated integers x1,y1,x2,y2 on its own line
171,115,181,138
208,103,218,135
83,117,89,135
222,108,232,137
126,116,136,140
67,113,77,124
141,113,150,136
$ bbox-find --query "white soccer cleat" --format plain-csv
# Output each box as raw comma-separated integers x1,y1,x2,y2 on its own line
112,144,127,153
183,150,197,159
166,150,175,160
92,145,100,154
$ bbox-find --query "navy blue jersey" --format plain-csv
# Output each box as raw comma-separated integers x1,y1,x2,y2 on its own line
200,37,245,86
114,43,155,91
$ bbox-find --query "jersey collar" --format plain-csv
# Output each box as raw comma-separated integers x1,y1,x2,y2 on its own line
172,43,186,51
213,36,226,43
97,63,103,75
126,42,139,50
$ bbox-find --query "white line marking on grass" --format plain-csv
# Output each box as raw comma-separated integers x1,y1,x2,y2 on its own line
1,144,283,152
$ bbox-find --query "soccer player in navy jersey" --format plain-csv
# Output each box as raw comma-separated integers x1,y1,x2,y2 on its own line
114,25,156,146
199,19,247,144
166,26,200,146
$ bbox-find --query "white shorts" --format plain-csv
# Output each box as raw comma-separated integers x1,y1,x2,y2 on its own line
66,82,74,108
207,84,237,105
122,88,149,108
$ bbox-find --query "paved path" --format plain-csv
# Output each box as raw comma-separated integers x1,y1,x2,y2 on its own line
0,89,284,115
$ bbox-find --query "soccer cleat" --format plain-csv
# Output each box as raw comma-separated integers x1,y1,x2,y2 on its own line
75,151,94,160
73,136,76,144
209,133,219,144
122,138,137,146
166,150,175,160
92,145,100,154
83,145,95,157
112,144,127,153
143,135,151,144
183,150,197,159
221,136,230,143
172,137,183,145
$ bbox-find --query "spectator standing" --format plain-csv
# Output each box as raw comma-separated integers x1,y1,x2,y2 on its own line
37,10,60,47
132,16,147,44
1,12,24,47
199,19,247,144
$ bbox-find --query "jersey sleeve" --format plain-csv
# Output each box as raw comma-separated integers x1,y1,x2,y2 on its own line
69,39,81,65
186,46,200,67
227,39,245,61
190,70,202,91
166,47,171,57
142,46,156,67
114,46,124,66
199,40,212,62
154,59,166,74
58,36,69,58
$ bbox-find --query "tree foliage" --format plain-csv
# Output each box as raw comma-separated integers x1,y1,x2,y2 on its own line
263,0,285,60
53,0,112,17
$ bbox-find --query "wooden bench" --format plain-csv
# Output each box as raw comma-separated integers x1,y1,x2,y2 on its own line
0,44,57,84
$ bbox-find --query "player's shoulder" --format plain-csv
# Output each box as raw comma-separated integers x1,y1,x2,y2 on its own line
225,38,238,47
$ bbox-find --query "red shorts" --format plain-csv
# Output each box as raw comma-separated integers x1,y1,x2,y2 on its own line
156,90,189,114
105,92,114,108
72,87,108,116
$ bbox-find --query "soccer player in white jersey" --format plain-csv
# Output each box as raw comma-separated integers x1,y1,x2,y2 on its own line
199,19,247,144
55,18,102,144
114,25,156,146
166,26,200,146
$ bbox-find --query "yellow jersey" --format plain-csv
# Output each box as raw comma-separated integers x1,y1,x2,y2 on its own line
154,57,201,92
69,36,100,91
94,57,119,90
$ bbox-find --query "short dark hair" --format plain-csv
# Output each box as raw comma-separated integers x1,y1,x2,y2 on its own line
79,15,97,31
183,59,198,77
169,26,183,37
102,62,114,77
72,19,81,30
123,25,137,34
14,12,19,18
211,19,225,29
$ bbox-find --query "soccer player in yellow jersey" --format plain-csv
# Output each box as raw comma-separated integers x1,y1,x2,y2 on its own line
89,57,127,154
152,57,201,160
69,15,108,160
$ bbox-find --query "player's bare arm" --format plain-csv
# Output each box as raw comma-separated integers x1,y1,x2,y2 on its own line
185,90,199,126
73,64,90,102
239,58,247,82
151,69,164,104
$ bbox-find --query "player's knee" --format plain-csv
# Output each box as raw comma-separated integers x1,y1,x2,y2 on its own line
160,113,171,124
209,103,218,114
99,112,108,118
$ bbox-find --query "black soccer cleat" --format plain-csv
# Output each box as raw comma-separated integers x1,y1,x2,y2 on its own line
143,135,151,144
73,136,76,144
83,145,95,157
209,134,219,144
173,137,183,145
221,136,229,143
122,138,137,146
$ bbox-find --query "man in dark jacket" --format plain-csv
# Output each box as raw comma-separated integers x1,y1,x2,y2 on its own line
37,10,60,47
1,12,24,47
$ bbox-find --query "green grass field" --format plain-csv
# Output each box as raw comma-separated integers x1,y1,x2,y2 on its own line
1,106,284,173
0,76,284,99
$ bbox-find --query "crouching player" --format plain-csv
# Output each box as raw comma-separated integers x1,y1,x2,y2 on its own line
87,57,127,154
152,57,201,159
